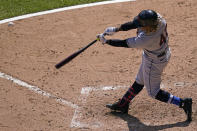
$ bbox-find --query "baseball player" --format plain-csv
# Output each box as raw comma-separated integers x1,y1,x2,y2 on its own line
97,10,192,121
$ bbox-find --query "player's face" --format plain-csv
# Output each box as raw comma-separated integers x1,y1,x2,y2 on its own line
141,26,150,31
141,26,156,33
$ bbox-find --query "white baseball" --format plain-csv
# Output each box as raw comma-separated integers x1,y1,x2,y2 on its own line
8,22,14,26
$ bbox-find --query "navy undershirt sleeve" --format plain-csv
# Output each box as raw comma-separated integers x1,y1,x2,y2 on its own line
105,17,142,47
106,39,128,48
120,21,138,31
120,17,142,31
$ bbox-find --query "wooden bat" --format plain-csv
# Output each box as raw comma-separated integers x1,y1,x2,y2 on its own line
55,39,98,69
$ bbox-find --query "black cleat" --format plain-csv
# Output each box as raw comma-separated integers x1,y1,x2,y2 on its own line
180,98,192,122
106,100,129,114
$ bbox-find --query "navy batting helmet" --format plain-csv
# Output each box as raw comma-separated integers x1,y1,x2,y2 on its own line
134,10,158,27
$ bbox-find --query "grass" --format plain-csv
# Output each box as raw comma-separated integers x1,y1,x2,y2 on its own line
0,0,107,20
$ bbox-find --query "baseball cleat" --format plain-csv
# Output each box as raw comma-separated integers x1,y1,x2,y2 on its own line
106,100,129,114
180,98,192,122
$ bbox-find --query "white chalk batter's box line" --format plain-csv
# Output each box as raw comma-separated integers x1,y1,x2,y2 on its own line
1,71,196,129
70,81,197,128
70,85,130,128
70,84,168,128
0,71,129,128
0,71,164,129
0,72,78,109
0,0,196,129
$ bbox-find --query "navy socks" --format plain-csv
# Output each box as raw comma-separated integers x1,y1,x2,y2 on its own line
119,85,182,107
155,89,181,106
171,96,181,106
119,81,144,106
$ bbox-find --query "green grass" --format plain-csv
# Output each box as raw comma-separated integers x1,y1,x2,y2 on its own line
0,0,107,20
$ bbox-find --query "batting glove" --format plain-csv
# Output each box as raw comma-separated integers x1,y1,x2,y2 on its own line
97,34,107,44
104,27,117,36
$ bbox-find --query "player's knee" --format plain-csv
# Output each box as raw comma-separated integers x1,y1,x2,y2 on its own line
135,78,143,86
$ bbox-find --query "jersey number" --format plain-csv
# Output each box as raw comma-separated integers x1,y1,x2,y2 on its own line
160,24,168,46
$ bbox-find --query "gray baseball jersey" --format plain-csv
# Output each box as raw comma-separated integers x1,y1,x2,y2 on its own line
126,14,171,98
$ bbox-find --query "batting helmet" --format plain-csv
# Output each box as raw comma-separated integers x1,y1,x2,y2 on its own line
136,10,158,27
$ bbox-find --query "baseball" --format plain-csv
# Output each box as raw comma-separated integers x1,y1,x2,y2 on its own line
8,22,14,26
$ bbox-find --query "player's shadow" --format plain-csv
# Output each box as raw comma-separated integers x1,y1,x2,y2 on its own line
110,111,190,131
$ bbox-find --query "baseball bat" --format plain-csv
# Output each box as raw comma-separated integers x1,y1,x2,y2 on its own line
55,39,98,69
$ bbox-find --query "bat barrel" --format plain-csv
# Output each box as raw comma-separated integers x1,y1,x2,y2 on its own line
55,39,97,69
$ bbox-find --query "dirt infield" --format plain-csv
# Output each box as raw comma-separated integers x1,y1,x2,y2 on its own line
0,0,197,130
